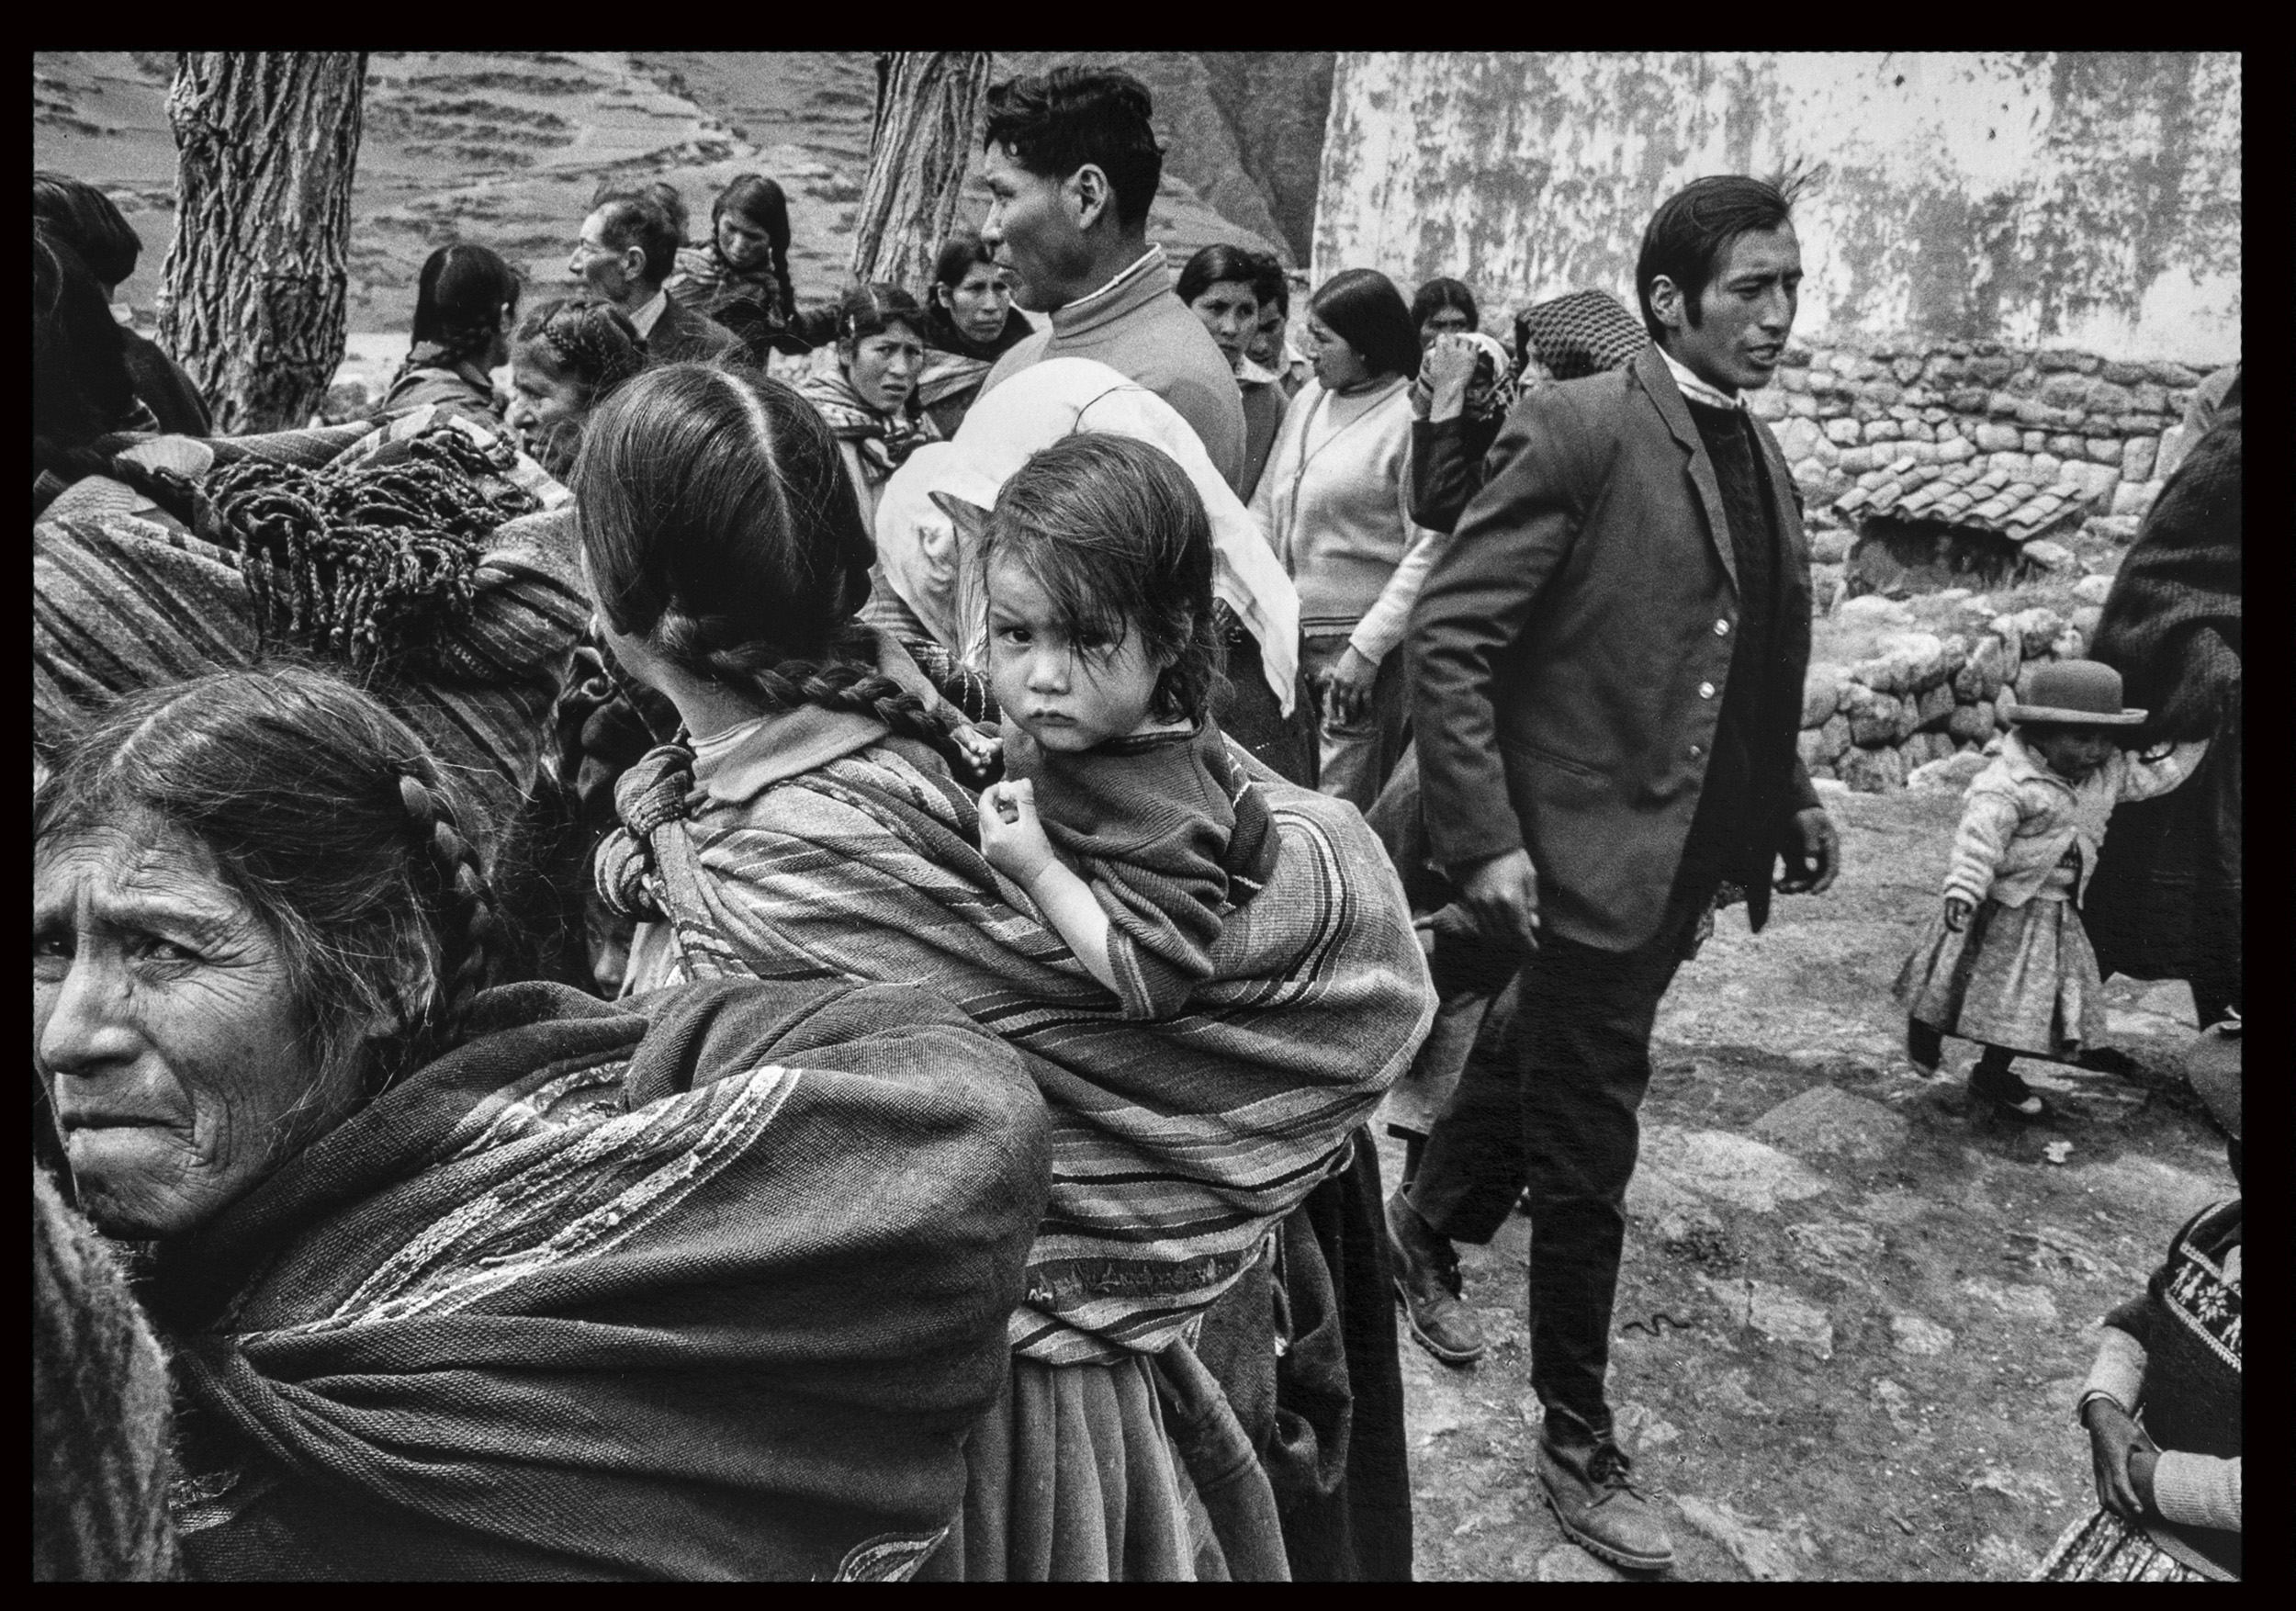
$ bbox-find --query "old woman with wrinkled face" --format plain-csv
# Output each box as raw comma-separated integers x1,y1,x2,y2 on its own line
31,665,1047,1582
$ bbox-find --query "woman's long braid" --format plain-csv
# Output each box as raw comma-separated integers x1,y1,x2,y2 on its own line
202,429,535,670
395,769,501,1043
698,623,968,770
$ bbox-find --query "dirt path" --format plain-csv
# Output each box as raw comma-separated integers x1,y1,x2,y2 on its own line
1385,778,2228,1582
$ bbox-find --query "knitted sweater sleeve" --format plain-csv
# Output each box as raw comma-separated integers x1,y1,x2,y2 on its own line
1348,416,1446,665
2152,1452,2242,1533
1942,785,2022,907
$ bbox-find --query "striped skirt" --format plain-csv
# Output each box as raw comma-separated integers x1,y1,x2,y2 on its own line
2035,1509,2213,1582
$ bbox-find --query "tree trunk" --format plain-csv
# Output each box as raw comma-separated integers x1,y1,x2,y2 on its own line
160,53,366,434
850,52,993,292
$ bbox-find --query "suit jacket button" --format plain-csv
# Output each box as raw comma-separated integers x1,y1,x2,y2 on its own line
1714,618,1730,636
1698,681,1716,698
1689,744,1703,758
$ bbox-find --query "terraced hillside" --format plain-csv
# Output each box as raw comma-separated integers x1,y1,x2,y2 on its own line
34,51,1319,344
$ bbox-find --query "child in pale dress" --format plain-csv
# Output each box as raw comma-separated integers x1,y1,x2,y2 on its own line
1896,659,2208,1119
973,434,1278,1020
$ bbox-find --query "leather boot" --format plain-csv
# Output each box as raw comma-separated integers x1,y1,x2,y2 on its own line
1536,1406,1674,1572
1385,1190,1487,1365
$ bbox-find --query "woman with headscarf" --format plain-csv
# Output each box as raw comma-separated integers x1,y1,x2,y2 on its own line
1249,269,1435,810
381,243,520,421
1406,328,1520,533
1511,287,1649,385
33,664,1050,1581
916,231,1032,438
667,173,817,362
798,284,941,534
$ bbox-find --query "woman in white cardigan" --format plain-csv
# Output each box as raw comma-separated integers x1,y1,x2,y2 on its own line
1250,269,1437,808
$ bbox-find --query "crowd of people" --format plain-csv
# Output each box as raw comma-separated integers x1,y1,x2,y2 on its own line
33,61,2239,1583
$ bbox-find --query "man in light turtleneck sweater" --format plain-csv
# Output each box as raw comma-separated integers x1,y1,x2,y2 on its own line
1392,176,1840,1574
974,66,1246,494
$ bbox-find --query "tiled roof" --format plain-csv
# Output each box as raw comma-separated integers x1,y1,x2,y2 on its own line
1831,456,2092,540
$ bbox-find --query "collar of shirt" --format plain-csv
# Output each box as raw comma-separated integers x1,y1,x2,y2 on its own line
1050,248,1165,333
691,704,888,806
631,289,670,339
1660,345,1743,411
1234,355,1284,389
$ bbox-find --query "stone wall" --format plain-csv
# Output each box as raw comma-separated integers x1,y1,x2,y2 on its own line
1800,594,2109,794
1783,332,2214,794
1314,52,2241,365
1774,332,2212,560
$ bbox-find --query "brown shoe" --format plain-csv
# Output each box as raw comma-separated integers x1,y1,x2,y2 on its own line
1385,1190,1487,1365
1536,1412,1674,1573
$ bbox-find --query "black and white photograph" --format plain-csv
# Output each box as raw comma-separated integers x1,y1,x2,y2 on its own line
34,51,2241,1582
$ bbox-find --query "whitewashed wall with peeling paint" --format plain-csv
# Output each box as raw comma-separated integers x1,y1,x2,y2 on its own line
1312,52,2240,364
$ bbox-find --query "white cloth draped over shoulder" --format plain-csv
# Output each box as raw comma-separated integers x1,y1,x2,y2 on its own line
871,356,1300,714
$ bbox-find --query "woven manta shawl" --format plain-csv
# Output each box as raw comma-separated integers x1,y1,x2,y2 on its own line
603,735,1435,1366
149,978,1047,1582
32,409,587,813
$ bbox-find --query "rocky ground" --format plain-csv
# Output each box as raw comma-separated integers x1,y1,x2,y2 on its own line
1379,775,2229,1582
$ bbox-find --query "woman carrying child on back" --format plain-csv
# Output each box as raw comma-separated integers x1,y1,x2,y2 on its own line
975,434,1277,1020
1896,659,2208,1120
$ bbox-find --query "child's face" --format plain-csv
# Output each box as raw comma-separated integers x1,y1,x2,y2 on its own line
2026,726,2117,781
986,555,1168,753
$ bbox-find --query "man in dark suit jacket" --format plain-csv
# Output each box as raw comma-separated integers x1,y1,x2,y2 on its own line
570,193,740,366
1390,175,1840,1573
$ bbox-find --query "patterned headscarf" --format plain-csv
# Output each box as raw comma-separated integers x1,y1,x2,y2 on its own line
1514,288,1649,381
797,370,940,481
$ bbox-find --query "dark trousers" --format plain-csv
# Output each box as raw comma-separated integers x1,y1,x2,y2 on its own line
1406,895,1705,1432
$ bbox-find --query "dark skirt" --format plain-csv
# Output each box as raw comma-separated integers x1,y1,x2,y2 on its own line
1193,1132,1414,1581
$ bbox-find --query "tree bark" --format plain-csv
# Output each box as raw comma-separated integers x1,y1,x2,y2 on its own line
850,52,993,292
160,52,366,434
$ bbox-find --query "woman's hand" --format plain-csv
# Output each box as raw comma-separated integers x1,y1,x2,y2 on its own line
2082,1398,2158,1522
977,779,1057,886
1943,896,1975,932
1422,333,1479,422
1319,646,1381,727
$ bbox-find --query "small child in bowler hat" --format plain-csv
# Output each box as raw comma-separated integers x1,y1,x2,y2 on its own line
1896,659,2209,1119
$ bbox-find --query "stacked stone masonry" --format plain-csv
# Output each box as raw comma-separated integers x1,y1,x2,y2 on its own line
1773,336,2205,794
1796,596,2105,794
1764,336,2206,551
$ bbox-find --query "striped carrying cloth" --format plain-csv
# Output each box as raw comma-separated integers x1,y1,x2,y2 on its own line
601,730,1435,1365
33,408,587,814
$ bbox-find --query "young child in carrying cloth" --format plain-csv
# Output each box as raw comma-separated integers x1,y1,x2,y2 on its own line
974,433,1279,1020
1896,659,2208,1119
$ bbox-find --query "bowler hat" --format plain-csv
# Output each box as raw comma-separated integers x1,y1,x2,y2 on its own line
2005,659,2146,727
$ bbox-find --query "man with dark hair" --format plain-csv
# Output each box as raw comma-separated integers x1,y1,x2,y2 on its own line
1390,174,1839,1573
974,66,1246,493
570,193,738,366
